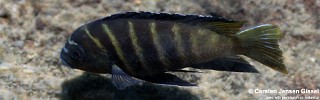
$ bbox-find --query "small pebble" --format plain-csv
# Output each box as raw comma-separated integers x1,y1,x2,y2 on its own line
0,10,10,18
27,53,38,59
22,69,34,74
0,44,4,59
0,65,9,70
134,0,141,5
22,65,35,74
13,41,24,48
0,63,11,70
310,57,315,62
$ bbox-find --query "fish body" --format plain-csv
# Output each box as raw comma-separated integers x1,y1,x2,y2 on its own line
60,12,288,89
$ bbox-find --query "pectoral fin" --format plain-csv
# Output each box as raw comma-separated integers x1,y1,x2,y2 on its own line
192,56,259,73
111,64,142,90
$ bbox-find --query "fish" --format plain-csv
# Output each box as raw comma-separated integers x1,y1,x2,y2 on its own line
60,11,288,90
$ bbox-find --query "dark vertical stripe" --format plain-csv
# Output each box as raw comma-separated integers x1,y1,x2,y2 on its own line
180,24,194,63
190,29,205,57
101,22,136,74
132,20,165,73
172,24,185,60
149,22,170,68
82,25,106,52
155,22,182,69
86,22,116,61
127,21,151,74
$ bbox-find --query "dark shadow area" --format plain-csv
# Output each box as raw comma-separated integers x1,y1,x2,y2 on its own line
60,72,200,100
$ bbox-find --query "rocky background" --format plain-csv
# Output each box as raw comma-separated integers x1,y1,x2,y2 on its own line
0,0,319,100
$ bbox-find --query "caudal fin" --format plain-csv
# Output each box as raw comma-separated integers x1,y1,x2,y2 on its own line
236,24,288,74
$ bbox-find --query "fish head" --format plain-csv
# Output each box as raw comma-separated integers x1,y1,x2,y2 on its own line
60,27,112,74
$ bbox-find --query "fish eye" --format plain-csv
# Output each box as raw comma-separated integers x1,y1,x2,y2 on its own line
67,43,85,61
70,50,82,60
71,51,80,59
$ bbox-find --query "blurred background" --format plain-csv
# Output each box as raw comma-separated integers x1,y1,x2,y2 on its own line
0,0,319,100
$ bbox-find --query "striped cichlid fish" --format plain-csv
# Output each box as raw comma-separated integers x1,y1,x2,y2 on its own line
60,12,288,90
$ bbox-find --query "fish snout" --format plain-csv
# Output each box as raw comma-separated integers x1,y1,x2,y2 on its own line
60,49,73,68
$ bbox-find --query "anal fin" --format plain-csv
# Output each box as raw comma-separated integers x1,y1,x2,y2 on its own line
192,56,259,73
170,69,203,73
111,64,142,90
138,73,197,86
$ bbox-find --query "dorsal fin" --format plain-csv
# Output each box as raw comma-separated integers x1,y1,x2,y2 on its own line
99,11,245,35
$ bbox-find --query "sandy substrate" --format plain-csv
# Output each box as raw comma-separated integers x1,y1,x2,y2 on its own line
0,0,319,100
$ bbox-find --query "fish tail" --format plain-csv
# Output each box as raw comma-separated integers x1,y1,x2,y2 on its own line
236,24,288,74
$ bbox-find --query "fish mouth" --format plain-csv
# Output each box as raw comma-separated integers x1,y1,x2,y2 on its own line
60,57,72,68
